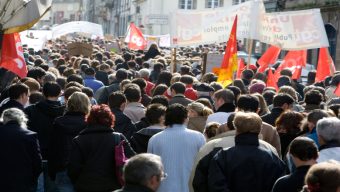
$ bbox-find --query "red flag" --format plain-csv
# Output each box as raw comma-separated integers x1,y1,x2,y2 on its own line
275,50,307,80
217,15,238,87
0,33,27,78
127,23,147,50
258,45,281,73
236,58,246,78
267,68,278,91
315,47,335,82
334,84,340,97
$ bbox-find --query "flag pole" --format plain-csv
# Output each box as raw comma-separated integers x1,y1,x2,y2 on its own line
247,38,253,69
172,48,177,73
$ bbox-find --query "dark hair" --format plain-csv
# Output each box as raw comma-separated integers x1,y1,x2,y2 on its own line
150,95,169,107
196,98,213,109
233,79,247,94
27,67,46,80
124,84,141,102
280,69,293,77
81,87,94,98
262,90,276,106
123,52,132,61
204,123,219,138
131,78,147,92
8,83,29,100
277,75,292,87
156,71,172,86
305,90,323,105
165,104,188,126
227,113,236,130
289,137,318,161
241,69,254,80
227,86,241,104
276,111,304,134
56,77,67,90
307,70,316,85
29,92,44,104
237,95,260,112
273,93,294,108
34,58,45,66
42,82,61,97
108,92,127,109
65,81,83,89
330,73,340,86
307,109,329,125
153,63,164,72
170,82,186,94
67,74,84,85
180,75,194,85
152,84,168,97
116,69,129,82
146,104,167,125
86,104,115,127
84,67,96,76
64,86,82,100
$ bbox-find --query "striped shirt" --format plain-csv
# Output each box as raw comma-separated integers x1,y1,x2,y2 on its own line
148,124,205,192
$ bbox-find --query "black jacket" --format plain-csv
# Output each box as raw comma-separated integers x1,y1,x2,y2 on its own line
95,81,120,104
95,71,109,86
272,165,311,192
48,111,87,179
0,121,42,192
208,133,285,192
114,184,154,192
144,47,161,61
216,102,236,113
68,124,136,191
135,117,150,132
261,107,284,126
0,99,24,115
25,100,65,159
130,127,163,153
111,108,137,140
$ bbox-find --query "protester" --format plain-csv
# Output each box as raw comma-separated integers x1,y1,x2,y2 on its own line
305,109,329,147
0,83,29,115
187,102,213,133
206,89,235,125
123,83,146,123
168,82,193,106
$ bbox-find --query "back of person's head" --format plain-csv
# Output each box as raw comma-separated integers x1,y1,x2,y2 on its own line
165,104,187,126
81,87,94,98
64,86,82,101
131,78,147,91
233,79,247,94
307,109,329,126
289,137,318,161
187,102,213,117
152,84,168,97
262,90,276,106
8,83,29,100
214,89,235,104
123,153,163,188
27,67,46,81
304,161,340,192
29,92,44,104
305,90,323,105
236,94,259,112
0,108,28,128
316,117,340,144
42,71,57,84
278,86,298,101
67,92,90,114
275,111,304,134
226,86,241,103
67,74,84,85
180,65,191,75
196,98,213,110
84,67,96,76
65,81,83,89
156,71,172,86
56,77,67,90
153,63,164,72
123,52,132,61
307,70,316,85
145,104,167,125
180,75,194,85
241,69,254,80
116,69,129,82
139,68,150,79
124,84,141,102
330,73,340,86
233,112,262,134
42,82,61,98
150,95,169,107
201,72,217,84
280,69,293,78
109,91,127,109
277,75,292,88
204,122,220,139
170,82,186,95
273,93,294,108
23,78,40,93
86,104,115,127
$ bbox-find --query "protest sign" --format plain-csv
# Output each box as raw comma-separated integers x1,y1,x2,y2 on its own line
67,42,93,57
19,30,52,51
105,41,121,53
52,21,104,39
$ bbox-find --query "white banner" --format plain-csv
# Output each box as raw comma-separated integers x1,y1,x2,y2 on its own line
172,1,329,50
52,21,104,39
20,30,52,51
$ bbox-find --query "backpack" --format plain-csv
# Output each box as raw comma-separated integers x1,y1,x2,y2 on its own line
114,133,128,186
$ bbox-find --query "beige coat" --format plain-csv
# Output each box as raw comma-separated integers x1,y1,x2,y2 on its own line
187,116,208,133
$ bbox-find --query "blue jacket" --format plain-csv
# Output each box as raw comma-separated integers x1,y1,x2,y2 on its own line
84,76,104,93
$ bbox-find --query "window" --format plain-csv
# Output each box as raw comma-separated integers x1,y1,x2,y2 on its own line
232,0,247,5
205,0,224,8
178,0,197,9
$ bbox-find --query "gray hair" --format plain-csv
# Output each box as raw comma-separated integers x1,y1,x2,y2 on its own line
123,153,163,186
139,69,150,79
1,108,28,129
316,117,340,143
43,71,57,84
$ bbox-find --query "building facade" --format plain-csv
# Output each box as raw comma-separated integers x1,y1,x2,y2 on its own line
51,0,82,24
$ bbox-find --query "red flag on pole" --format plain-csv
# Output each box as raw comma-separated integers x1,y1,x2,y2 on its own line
267,68,278,91
257,45,281,73
274,50,307,80
127,23,147,50
315,47,335,82
236,58,246,79
217,15,238,87
0,33,27,78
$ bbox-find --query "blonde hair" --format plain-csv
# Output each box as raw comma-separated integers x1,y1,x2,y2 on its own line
188,102,213,117
67,92,91,114
252,93,270,116
279,86,298,101
234,112,262,134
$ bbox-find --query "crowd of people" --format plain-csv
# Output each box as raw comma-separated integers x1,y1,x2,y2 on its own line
0,37,340,192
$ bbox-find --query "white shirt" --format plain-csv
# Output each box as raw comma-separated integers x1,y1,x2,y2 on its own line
206,112,231,126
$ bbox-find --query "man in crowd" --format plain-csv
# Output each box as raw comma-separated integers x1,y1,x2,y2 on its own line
0,83,30,115
123,83,146,123
206,89,235,125
168,82,193,107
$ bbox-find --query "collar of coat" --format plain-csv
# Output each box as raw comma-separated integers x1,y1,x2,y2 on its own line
79,124,114,135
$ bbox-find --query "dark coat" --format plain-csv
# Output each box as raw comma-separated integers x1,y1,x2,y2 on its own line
68,124,136,191
144,47,161,61
272,165,311,192
111,108,137,140
0,99,24,115
130,127,163,153
95,81,120,104
25,100,65,159
95,71,109,86
48,111,87,179
114,184,154,192
208,133,285,192
0,121,42,192
216,102,236,113
169,94,193,107
261,107,284,126
135,117,150,132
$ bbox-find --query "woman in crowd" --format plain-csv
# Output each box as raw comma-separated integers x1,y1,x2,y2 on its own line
68,104,135,191
187,102,213,133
